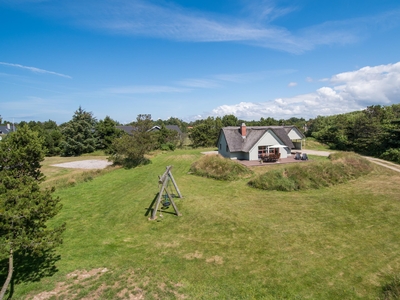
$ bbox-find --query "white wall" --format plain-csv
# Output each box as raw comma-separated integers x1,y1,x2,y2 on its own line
248,130,290,160
288,128,303,140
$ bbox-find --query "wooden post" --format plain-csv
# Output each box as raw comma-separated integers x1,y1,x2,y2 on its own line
168,171,182,198
150,175,170,220
164,183,182,217
159,166,173,184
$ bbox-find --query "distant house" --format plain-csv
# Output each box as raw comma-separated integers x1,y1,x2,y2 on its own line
0,124,16,135
149,125,182,135
116,125,182,135
217,123,305,161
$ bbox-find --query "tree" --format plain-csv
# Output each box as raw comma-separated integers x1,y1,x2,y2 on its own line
60,106,98,156
96,116,122,153
155,124,179,151
0,125,65,299
221,114,238,127
190,117,221,148
22,120,63,156
109,114,155,167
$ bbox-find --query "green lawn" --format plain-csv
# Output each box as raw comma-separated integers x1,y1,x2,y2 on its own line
6,149,400,299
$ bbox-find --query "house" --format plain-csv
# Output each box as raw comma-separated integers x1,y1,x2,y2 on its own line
149,125,182,135
116,125,182,135
217,123,305,161
0,124,16,135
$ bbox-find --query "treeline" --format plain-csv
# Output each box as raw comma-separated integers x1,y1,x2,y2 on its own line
6,107,307,157
15,108,186,157
10,104,400,164
307,104,400,163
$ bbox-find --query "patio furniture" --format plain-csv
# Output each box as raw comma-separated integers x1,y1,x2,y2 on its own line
262,153,280,163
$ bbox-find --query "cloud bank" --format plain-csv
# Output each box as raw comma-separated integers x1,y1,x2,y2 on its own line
209,62,400,120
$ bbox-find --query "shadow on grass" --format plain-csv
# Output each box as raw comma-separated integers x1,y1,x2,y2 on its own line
0,250,60,299
145,193,177,218
111,157,152,169
145,193,159,217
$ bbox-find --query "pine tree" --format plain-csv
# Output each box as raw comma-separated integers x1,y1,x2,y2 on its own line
96,116,122,153
60,106,97,156
0,125,65,299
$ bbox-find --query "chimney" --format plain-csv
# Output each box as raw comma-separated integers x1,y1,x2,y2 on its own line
240,123,246,138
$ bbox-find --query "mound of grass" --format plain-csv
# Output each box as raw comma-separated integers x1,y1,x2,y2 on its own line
249,152,373,191
189,154,252,181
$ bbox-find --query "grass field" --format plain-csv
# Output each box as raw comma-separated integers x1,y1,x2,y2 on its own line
4,148,400,299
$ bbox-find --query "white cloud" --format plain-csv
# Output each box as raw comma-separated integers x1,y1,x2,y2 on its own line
7,0,400,53
210,61,400,120
0,62,72,78
288,82,297,87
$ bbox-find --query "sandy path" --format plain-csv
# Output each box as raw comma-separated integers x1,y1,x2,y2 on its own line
51,160,113,169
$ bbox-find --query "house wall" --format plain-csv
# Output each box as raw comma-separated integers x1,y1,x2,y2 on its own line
288,128,303,140
292,141,302,149
218,133,249,160
217,134,230,158
248,131,289,160
230,152,248,160
288,128,304,150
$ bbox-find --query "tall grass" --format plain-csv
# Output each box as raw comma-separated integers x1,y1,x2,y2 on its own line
189,154,252,181
249,152,373,191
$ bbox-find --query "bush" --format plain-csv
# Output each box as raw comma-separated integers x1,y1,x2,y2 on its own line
249,152,373,191
160,143,176,151
380,148,400,164
190,154,252,181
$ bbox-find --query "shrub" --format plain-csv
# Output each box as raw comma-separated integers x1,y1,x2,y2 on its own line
380,274,400,300
160,143,176,151
190,154,252,181
249,152,373,191
380,148,400,164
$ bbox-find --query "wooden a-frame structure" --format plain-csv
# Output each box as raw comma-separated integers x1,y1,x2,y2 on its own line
149,166,182,220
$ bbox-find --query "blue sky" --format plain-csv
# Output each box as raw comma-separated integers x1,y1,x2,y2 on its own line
1,0,400,124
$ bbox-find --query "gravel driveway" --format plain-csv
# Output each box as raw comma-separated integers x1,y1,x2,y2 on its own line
51,160,113,169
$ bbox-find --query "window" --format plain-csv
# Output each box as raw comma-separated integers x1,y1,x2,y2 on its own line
258,146,277,158
258,146,267,158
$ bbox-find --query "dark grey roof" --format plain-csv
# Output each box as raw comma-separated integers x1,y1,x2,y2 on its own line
165,125,182,134
116,126,136,134
220,126,296,152
0,125,16,134
117,125,182,135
